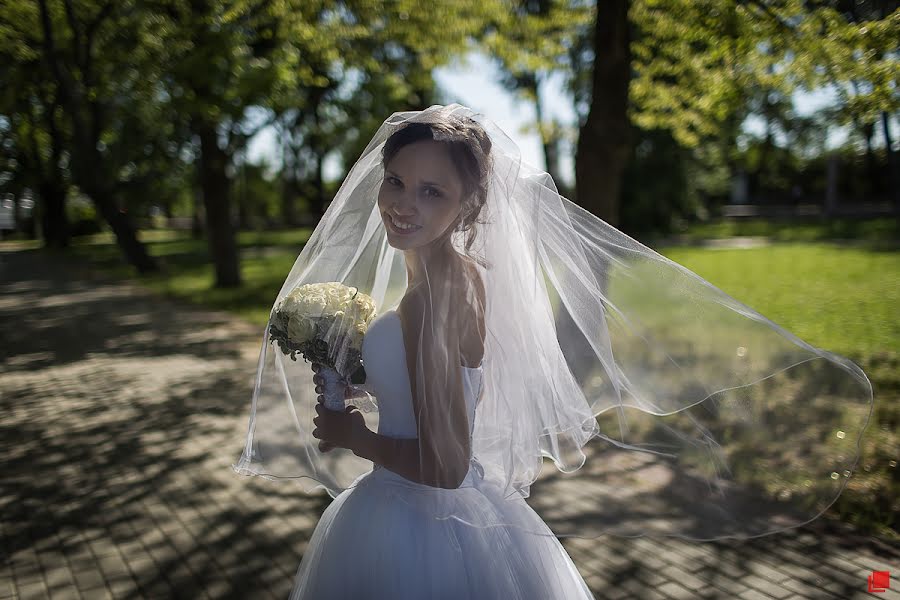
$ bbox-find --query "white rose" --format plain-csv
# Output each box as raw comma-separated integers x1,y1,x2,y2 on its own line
287,314,315,342
307,293,327,314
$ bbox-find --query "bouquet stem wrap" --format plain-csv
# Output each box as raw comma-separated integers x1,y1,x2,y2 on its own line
319,366,347,411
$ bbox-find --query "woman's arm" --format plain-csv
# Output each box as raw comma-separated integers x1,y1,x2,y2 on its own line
397,293,471,489
310,387,432,484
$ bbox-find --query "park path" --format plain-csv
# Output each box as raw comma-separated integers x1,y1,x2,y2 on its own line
1,247,897,600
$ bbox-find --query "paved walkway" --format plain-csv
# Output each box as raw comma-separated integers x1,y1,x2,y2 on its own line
1,248,897,600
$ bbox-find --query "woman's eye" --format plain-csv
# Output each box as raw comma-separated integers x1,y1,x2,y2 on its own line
423,187,441,198
387,176,402,186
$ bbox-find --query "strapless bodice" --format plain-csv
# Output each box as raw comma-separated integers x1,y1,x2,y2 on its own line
360,309,483,441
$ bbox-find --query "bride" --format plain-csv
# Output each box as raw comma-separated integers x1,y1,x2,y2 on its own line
298,114,596,598
234,105,873,599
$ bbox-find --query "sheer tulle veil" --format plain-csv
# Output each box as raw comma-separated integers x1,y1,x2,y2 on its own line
233,103,874,541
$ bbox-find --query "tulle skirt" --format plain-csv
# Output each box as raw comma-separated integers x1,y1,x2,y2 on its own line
289,465,595,600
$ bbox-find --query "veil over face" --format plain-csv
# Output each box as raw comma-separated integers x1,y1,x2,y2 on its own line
234,104,874,541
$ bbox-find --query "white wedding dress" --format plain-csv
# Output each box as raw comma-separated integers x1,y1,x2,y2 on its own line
289,309,595,599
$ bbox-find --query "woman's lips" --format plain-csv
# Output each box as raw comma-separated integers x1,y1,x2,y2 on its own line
386,213,421,234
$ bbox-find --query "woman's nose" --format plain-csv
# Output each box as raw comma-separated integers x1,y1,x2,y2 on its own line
393,205,417,218
392,194,418,216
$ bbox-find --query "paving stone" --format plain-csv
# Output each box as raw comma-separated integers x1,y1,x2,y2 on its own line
42,564,76,589
70,566,106,594
657,580,698,599
16,580,49,600
742,573,792,598
603,584,632,600
660,563,710,591
636,568,670,587
137,575,175,599
779,575,844,599
0,575,15,600
96,553,131,581
748,560,792,585
108,576,141,598
701,574,752,596
739,588,777,600
47,582,83,599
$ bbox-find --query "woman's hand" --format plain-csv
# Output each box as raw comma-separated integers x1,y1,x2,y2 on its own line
312,402,367,453
311,362,367,452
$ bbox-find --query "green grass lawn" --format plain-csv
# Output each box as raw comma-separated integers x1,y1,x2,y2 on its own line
656,241,899,538
38,228,314,325
4,224,897,538
658,242,899,359
669,216,900,244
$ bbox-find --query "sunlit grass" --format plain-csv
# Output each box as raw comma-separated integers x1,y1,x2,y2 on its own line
672,216,899,244
35,228,314,325
654,241,898,537
658,242,899,358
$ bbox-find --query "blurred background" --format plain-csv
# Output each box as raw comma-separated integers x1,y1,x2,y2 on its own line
0,1,898,597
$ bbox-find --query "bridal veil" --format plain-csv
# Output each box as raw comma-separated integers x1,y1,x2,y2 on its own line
233,104,874,541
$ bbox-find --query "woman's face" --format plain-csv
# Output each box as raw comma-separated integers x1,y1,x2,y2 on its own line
378,139,464,250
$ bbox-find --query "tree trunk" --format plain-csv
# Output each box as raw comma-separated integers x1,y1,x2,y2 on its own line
20,195,38,239
281,171,299,228
236,180,249,231
312,98,326,218
858,119,876,202
87,184,158,273
36,0,157,273
574,0,632,229
39,182,69,249
313,150,325,216
565,0,632,384
882,111,900,216
38,92,70,248
192,184,204,239
195,119,241,287
69,131,158,273
825,154,839,217
305,131,325,218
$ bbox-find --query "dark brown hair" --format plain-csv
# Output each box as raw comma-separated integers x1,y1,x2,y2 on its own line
381,115,492,258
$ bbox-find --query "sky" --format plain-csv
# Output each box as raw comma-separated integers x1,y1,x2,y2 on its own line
246,50,869,186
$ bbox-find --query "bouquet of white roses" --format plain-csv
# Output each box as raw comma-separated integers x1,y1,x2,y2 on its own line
268,282,376,411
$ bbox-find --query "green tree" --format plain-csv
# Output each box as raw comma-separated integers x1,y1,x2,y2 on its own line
785,1,899,211
274,0,493,220
0,37,70,248
570,0,898,227
480,0,593,197
160,0,301,287
1,0,172,269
